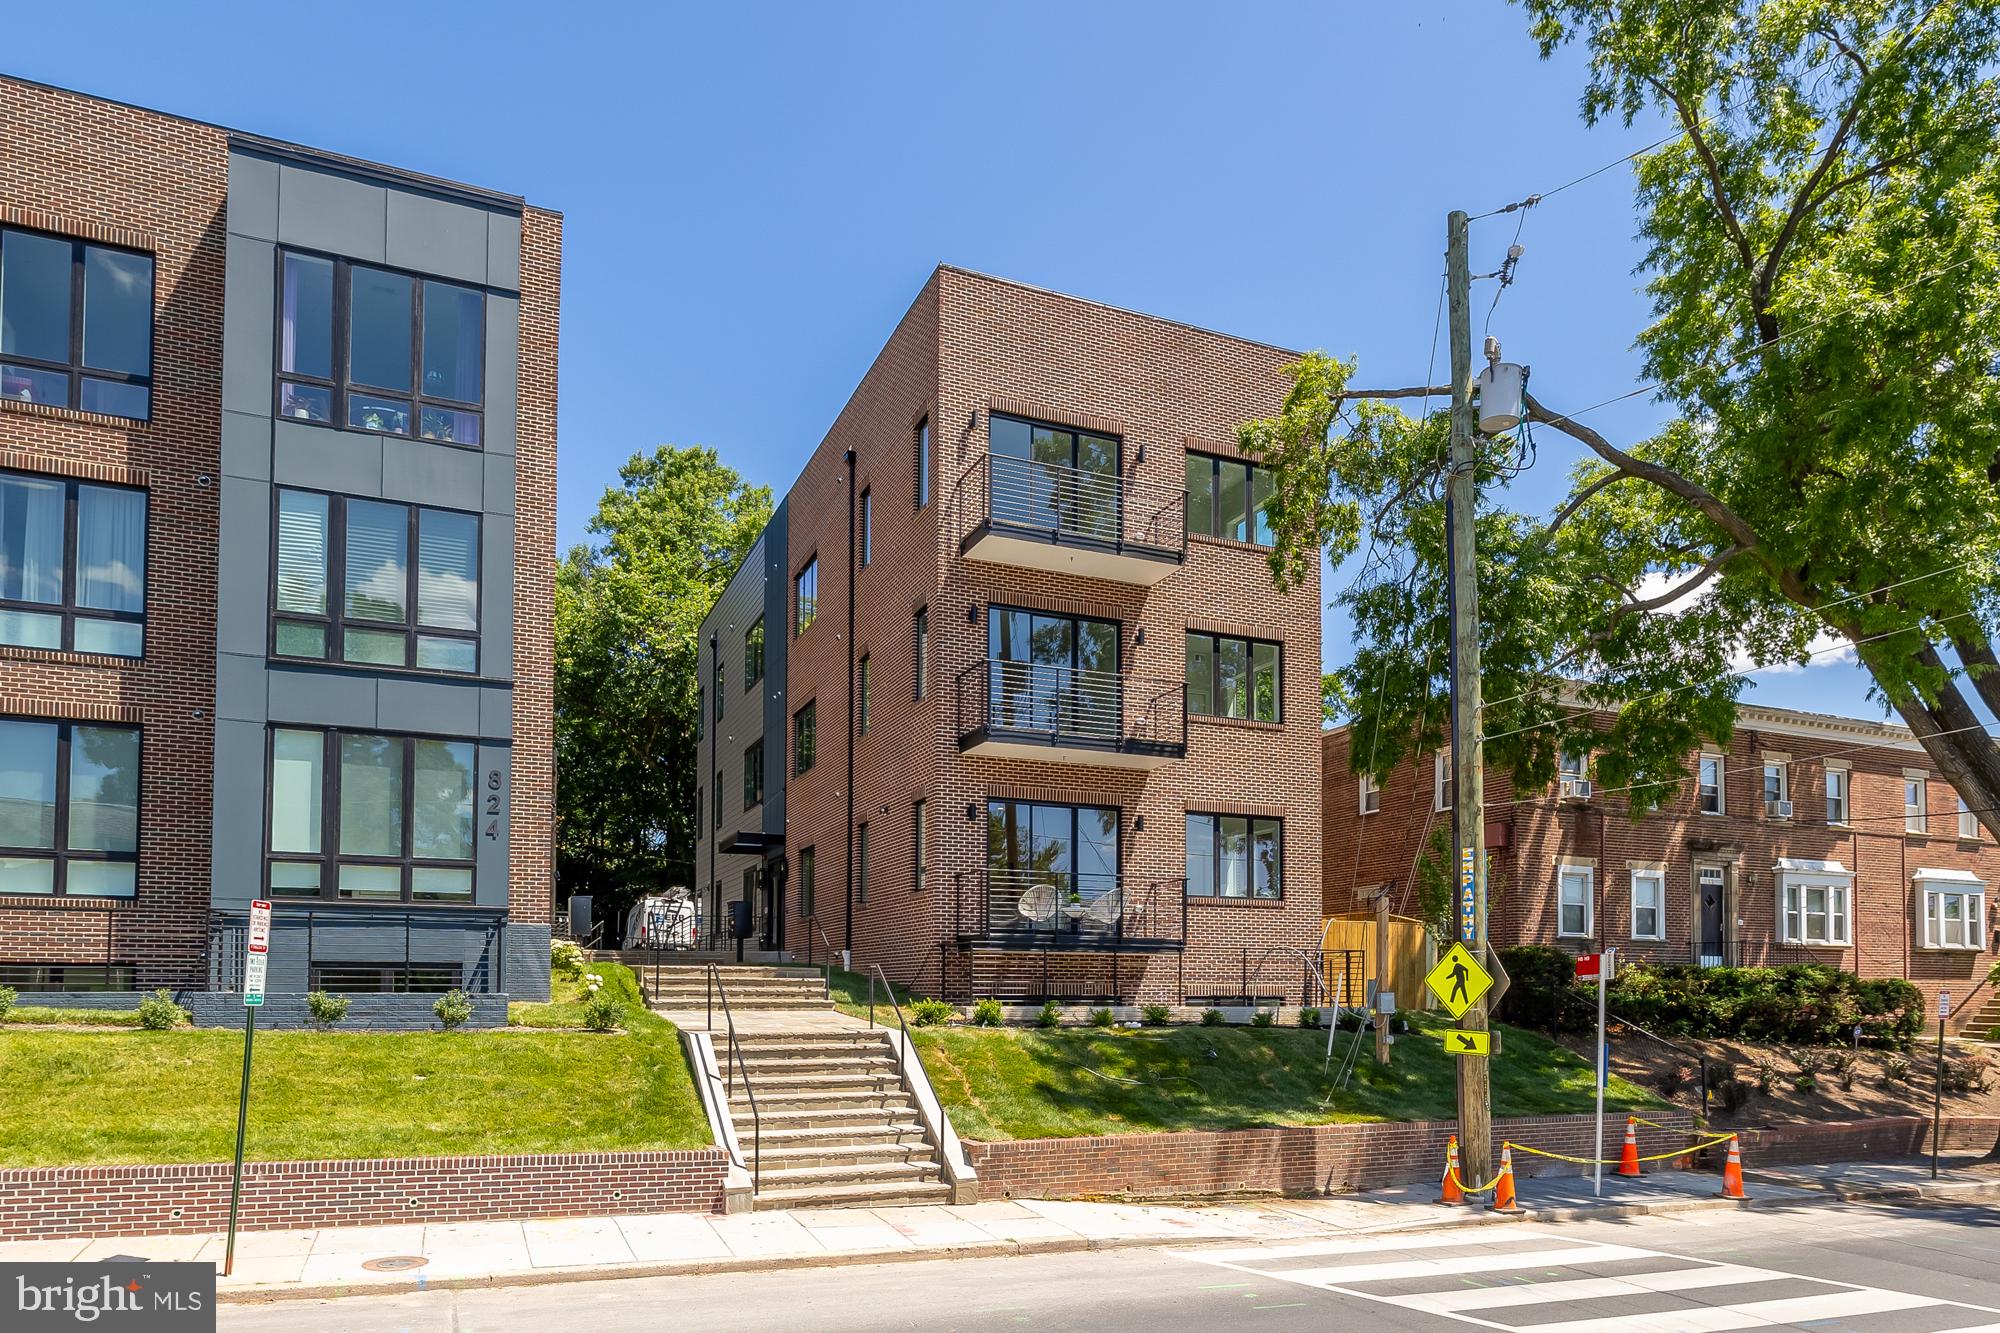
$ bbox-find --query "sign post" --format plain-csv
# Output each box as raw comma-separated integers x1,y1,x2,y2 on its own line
1933,989,1951,1181
224,899,271,1277
1575,950,1616,1197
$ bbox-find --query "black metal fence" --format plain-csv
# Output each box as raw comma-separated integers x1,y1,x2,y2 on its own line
206,905,509,994
954,658,1186,757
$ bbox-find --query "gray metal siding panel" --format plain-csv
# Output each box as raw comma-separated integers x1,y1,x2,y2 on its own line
268,666,378,729
221,409,272,483
216,651,268,724
381,435,483,511
385,191,489,285
221,234,275,416
226,151,280,242
276,164,387,262
486,213,523,293
210,719,267,906
216,476,271,658
273,418,384,494
476,743,512,906
480,513,515,681
482,295,520,456
377,677,483,736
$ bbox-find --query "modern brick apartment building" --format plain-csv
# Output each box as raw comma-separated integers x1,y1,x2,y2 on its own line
1323,703,1999,1030
695,267,1323,1005
0,77,557,1018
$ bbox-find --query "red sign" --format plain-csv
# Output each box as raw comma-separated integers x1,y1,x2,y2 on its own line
248,899,272,954
1574,952,1604,980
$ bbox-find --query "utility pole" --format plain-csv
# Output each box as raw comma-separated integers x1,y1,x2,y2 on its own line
1443,208,1493,1186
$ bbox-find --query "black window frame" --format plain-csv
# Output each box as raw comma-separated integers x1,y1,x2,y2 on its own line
744,617,765,692
859,487,873,567
269,486,482,677
1184,451,1275,547
1184,811,1284,900
0,717,142,899
914,416,932,509
742,740,763,810
914,605,929,701
857,653,871,736
793,700,817,775
0,469,148,657
0,227,156,421
798,846,816,919
795,556,819,636
856,820,869,904
271,247,487,449
261,725,483,906
1185,630,1282,722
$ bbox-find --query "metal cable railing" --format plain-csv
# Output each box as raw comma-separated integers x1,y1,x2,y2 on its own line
955,658,1186,752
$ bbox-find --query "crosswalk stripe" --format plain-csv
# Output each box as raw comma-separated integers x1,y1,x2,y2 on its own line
1189,1227,1579,1265
1524,1284,1942,1333
1404,1262,1781,1313
1271,1244,1657,1287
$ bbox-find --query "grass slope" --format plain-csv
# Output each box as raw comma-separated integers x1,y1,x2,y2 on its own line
914,1014,1658,1141
0,964,708,1167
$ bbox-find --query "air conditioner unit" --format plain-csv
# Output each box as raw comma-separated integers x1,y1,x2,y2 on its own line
1560,778,1593,801
1767,799,1793,819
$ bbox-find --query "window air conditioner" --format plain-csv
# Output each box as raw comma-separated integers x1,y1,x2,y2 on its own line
1560,778,1592,801
1766,799,1793,819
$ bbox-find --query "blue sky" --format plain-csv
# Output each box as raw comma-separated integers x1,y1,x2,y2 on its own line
12,1,1899,720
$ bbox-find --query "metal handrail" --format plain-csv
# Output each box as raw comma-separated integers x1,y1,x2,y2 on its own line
705,962,761,1192
865,963,927,1109
954,452,1187,554
955,658,1186,751
804,919,838,1000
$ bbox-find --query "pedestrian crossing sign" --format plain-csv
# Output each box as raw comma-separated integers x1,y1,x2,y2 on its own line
1442,1028,1490,1056
1425,942,1493,1020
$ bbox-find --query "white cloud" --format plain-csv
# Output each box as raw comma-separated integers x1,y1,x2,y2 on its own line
1629,571,1854,674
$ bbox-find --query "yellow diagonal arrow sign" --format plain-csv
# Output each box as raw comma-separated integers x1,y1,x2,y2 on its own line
1443,1028,1490,1056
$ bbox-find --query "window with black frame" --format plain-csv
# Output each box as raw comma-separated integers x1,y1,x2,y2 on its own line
0,228,153,420
744,617,765,690
0,471,146,656
1185,452,1275,546
1185,630,1280,722
743,740,763,809
1185,813,1281,899
987,606,1119,740
275,251,485,445
987,414,1119,541
272,488,479,673
0,718,141,898
265,726,477,903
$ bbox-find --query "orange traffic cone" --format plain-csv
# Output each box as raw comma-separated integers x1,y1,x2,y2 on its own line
1439,1136,1464,1205
1720,1134,1747,1199
1617,1117,1642,1177
1491,1144,1524,1214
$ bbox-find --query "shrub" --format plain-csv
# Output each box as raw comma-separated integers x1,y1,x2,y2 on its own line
1985,1024,2000,1043
971,998,1004,1027
1790,1048,1826,1075
1089,1006,1116,1028
1716,1078,1752,1113
1828,1050,1859,1090
1657,1063,1690,1098
1200,1007,1225,1027
550,938,585,979
0,985,15,1020
1753,1057,1781,1094
910,998,956,1027
1142,1004,1172,1027
1251,1009,1276,1028
137,988,187,1031
1036,1000,1063,1030
305,990,350,1031
1298,1007,1321,1029
433,989,474,1030
1495,946,1585,1030
1792,1071,1818,1094
1943,1053,1991,1095
581,992,621,1032
1880,1053,1913,1085
1708,1057,1738,1085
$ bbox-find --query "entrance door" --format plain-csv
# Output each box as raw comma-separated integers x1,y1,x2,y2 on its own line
760,858,785,951
1695,865,1726,966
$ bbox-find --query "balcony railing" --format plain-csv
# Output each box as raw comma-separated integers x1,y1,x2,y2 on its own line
952,869,1188,950
956,658,1185,767
954,453,1186,583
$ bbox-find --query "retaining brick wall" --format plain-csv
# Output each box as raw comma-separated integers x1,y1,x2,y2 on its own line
1728,1115,2000,1167
0,1149,731,1242
965,1111,1699,1201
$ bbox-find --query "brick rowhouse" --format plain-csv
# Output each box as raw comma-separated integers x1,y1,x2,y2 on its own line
697,267,1324,1004
1323,702,2000,1031
0,76,558,1013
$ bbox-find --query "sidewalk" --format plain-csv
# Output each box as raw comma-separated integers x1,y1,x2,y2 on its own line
6,1160,1992,1303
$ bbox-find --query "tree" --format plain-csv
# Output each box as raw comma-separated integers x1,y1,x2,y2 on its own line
556,446,771,924
1244,0,2000,838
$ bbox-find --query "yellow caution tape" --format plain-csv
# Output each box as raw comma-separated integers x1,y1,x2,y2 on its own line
1443,1163,1505,1195
1506,1132,1737,1167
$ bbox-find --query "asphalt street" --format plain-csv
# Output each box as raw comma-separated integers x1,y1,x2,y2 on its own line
221,1200,2000,1332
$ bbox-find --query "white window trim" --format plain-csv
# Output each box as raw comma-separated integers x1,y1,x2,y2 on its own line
1433,749,1452,813
1775,861,1853,947
1697,750,1725,816
1824,761,1850,826
1629,865,1666,942
1915,869,1986,951
1957,796,1981,842
1358,773,1380,816
1903,769,1929,835
1557,862,1595,940
1558,750,1592,800
1761,752,1790,818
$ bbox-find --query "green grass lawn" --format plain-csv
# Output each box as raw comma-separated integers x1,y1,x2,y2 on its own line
913,1013,1659,1141
0,964,709,1167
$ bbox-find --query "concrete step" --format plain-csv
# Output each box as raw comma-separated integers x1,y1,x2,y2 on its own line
649,996,834,1011
755,1159,944,1190
751,1179,953,1212
732,1031,882,1047
757,1142,939,1172
749,1122,929,1149
731,1039,889,1060
739,1091,919,1117
746,1069,903,1092
736,1054,899,1075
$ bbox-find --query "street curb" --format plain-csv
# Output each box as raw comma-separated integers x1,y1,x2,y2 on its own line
216,1179,2000,1304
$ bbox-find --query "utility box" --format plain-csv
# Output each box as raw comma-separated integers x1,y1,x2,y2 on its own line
728,899,752,940
568,895,594,940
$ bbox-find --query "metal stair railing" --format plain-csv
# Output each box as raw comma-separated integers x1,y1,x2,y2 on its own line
803,918,839,1000
706,962,761,1194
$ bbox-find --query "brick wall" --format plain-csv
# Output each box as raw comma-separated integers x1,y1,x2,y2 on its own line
965,1111,1698,1201
0,78,228,988
0,1149,731,1242
1324,707,2000,1028
1728,1115,2000,1167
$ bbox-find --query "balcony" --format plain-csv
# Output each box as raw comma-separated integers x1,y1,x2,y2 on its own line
955,659,1186,768
952,869,1187,952
954,452,1185,584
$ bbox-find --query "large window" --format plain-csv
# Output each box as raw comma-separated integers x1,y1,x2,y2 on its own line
988,414,1119,541
265,727,477,903
1185,631,1280,722
0,228,153,420
988,607,1118,734
1778,869,1852,946
0,719,140,897
0,472,146,656
272,489,479,673
1630,868,1665,941
985,800,1118,912
1185,813,1281,899
795,557,818,635
742,741,763,810
276,252,484,445
1185,452,1274,546
744,617,764,691
793,701,816,775
1918,873,1985,950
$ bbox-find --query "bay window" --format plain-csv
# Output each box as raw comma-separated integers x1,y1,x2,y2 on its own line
266,727,477,903
0,719,140,897
272,488,479,673
1776,861,1852,946
0,471,147,656
0,227,154,419
276,251,485,445
1916,871,1985,950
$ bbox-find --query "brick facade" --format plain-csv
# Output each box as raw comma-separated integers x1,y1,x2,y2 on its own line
1324,703,2000,1029
0,1148,730,1242
700,268,1325,1003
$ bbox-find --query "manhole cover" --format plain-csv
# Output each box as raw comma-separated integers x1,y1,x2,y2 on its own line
360,1256,429,1272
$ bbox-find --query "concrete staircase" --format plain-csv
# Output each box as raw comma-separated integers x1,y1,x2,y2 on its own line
728,1029,950,1210
1966,987,2000,1039
640,964,834,1012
